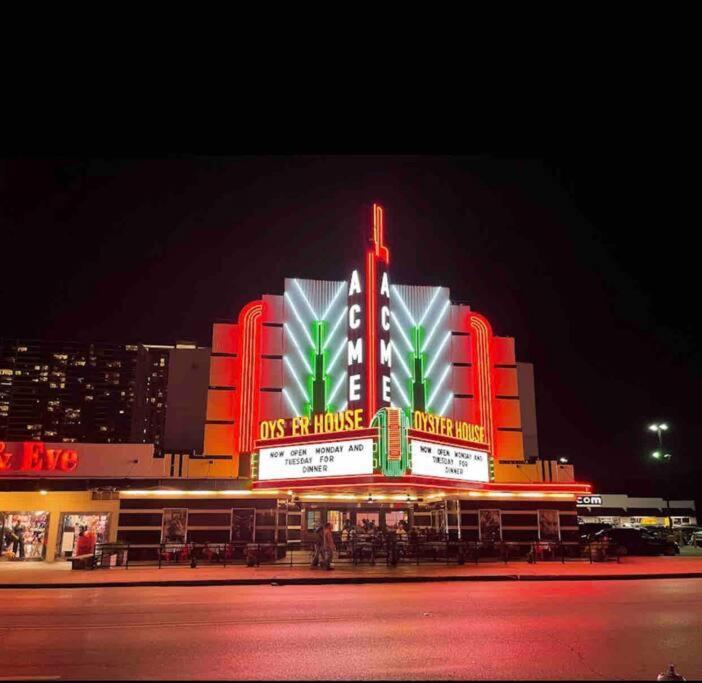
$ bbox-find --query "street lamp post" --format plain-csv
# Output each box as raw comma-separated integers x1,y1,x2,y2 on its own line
649,423,673,530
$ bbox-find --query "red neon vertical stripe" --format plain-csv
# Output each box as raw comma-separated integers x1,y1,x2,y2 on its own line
366,203,389,425
236,300,264,454
366,249,376,421
469,314,495,453
372,203,389,264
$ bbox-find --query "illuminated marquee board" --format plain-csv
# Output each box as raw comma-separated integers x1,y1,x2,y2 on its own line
410,439,489,483
257,438,374,481
254,408,491,485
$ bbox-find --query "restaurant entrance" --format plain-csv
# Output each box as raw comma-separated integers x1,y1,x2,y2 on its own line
286,498,460,566
299,503,413,543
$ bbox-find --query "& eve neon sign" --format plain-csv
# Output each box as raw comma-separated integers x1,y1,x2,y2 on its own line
0,442,79,473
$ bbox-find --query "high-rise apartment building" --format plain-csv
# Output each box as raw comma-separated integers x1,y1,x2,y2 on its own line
0,339,210,453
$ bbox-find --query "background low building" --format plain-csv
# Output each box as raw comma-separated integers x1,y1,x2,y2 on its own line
576,494,697,528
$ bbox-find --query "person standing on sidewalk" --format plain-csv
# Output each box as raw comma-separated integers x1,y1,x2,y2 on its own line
310,525,324,569
11,522,24,559
322,522,336,570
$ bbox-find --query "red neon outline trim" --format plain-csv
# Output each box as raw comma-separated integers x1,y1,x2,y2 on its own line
236,300,265,454
255,428,378,449
469,313,495,454
253,474,592,493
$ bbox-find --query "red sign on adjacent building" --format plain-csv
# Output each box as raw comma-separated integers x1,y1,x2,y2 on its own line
0,442,79,473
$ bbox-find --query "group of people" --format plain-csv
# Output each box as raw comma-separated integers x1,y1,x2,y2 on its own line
310,519,411,569
2,521,45,560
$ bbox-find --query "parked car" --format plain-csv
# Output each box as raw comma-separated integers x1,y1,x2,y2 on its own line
674,525,702,546
637,526,676,542
690,528,702,547
578,522,612,542
591,527,679,556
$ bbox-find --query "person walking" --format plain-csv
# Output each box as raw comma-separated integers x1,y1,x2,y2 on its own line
322,522,336,570
310,524,324,569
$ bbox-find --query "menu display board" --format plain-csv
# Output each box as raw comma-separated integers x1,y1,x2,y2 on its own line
257,438,373,481
410,439,489,483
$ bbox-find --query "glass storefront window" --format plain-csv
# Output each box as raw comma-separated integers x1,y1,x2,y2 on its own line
357,512,380,530
327,510,353,532
385,511,407,528
57,513,111,559
327,510,343,532
478,509,502,542
306,509,322,531
1,511,50,561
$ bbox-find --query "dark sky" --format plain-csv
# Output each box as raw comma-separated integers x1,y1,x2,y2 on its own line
1,155,699,506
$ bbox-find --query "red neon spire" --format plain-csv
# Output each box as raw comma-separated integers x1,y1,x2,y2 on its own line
371,203,390,264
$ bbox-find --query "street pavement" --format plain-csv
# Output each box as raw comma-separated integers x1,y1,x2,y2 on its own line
0,578,700,680
2,554,702,588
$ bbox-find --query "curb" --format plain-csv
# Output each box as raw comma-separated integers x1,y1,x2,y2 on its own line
2,572,702,589
517,572,702,582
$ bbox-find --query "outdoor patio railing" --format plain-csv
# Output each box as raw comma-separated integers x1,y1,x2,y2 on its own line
111,537,622,568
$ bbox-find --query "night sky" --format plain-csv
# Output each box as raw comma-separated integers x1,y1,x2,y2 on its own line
2,155,699,507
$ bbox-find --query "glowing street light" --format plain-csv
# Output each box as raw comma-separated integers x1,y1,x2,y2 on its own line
649,422,668,432
647,421,674,528
648,422,670,453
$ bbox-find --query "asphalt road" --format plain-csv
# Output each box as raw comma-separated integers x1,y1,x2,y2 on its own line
1,579,700,680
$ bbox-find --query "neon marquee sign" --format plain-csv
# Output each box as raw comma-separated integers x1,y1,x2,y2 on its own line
258,408,366,441
253,406,492,487
411,411,487,445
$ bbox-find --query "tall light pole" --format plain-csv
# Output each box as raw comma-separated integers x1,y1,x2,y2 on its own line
649,422,673,530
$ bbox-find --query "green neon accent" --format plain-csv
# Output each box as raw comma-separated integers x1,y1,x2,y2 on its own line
302,319,338,417
371,407,409,477
404,325,430,419
297,313,345,418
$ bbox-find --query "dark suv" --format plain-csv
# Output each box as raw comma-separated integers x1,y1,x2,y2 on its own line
592,527,679,556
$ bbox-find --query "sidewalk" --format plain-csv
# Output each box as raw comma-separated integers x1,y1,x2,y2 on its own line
2,555,702,588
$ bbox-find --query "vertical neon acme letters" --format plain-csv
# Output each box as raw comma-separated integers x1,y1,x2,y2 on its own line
366,203,390,423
